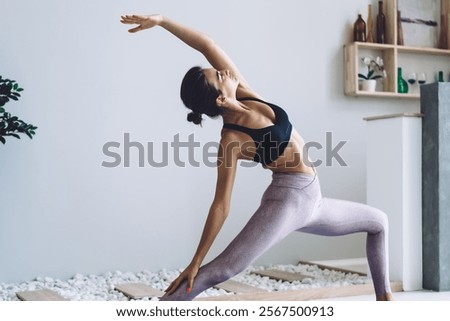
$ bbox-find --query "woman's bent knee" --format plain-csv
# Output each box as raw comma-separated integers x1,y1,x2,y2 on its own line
368,206,389,234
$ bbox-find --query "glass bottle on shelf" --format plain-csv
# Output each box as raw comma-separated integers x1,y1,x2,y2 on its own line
367,5,374,43
397,11,404,45
438,14,448,49
353,14,367,42
376,1,386,44
397,68,408,93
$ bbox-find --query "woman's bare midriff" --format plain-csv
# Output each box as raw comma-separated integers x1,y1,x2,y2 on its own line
264,128,316,175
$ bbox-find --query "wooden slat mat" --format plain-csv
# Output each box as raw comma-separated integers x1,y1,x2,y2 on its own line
16,289,68,301
115,283,164,299
298,260,367,276
215,279,267,294
196,281,403,301
253,269,313,282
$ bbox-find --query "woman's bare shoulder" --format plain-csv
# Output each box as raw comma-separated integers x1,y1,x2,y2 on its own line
220,127,245,144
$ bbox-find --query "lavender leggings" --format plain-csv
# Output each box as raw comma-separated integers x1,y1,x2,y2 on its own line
160,172,391,300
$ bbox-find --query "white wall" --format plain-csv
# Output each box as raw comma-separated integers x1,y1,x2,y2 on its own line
0,0,419,283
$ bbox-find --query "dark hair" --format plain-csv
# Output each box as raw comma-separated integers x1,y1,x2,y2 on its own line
180,66,222,125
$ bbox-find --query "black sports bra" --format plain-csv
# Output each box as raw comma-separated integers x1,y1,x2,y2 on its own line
223,97,293,166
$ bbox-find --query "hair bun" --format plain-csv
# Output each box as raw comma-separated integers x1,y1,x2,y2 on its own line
187,112,203,125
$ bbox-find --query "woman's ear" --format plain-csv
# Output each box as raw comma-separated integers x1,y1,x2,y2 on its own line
216,95,227,107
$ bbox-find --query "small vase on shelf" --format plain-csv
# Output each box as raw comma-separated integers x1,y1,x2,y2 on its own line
376,1,386,44
361,79,377,92
397,68,408,93
353,14,366,42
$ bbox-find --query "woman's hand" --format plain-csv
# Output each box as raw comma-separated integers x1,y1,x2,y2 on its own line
120,14,163,33
165,262,199,295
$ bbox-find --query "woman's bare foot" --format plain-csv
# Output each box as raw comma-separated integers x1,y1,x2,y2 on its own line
376,292,394,301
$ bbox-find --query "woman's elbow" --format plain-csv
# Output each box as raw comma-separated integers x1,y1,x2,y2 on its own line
201,37,217,54
211,203,230,219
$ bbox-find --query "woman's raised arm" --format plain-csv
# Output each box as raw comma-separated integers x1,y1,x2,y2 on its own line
120,14,250,88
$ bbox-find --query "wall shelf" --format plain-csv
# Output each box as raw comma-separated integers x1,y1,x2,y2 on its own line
347,88,419,99
344,0,450,99
397,45,450,56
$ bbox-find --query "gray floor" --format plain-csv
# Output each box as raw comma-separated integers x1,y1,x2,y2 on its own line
319,290,450,301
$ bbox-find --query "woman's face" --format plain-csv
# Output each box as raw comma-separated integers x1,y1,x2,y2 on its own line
203,68,239,100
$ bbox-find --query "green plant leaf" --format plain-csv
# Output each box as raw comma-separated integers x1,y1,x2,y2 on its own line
9,96,18,101
0,107,4,113
10,133,20,139
0,136,5,144
25,131,33,139
358,73,368,80
17,88,24,92
13,83,18,90
368,70,375,79
0,97,8,106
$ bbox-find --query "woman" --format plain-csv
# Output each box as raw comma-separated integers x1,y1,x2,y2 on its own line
120,14,393,301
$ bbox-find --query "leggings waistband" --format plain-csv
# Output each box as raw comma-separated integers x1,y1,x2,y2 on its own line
271,171,318,190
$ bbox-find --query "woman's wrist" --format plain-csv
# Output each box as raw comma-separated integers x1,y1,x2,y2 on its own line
190,257,202,268
158,15,168,28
